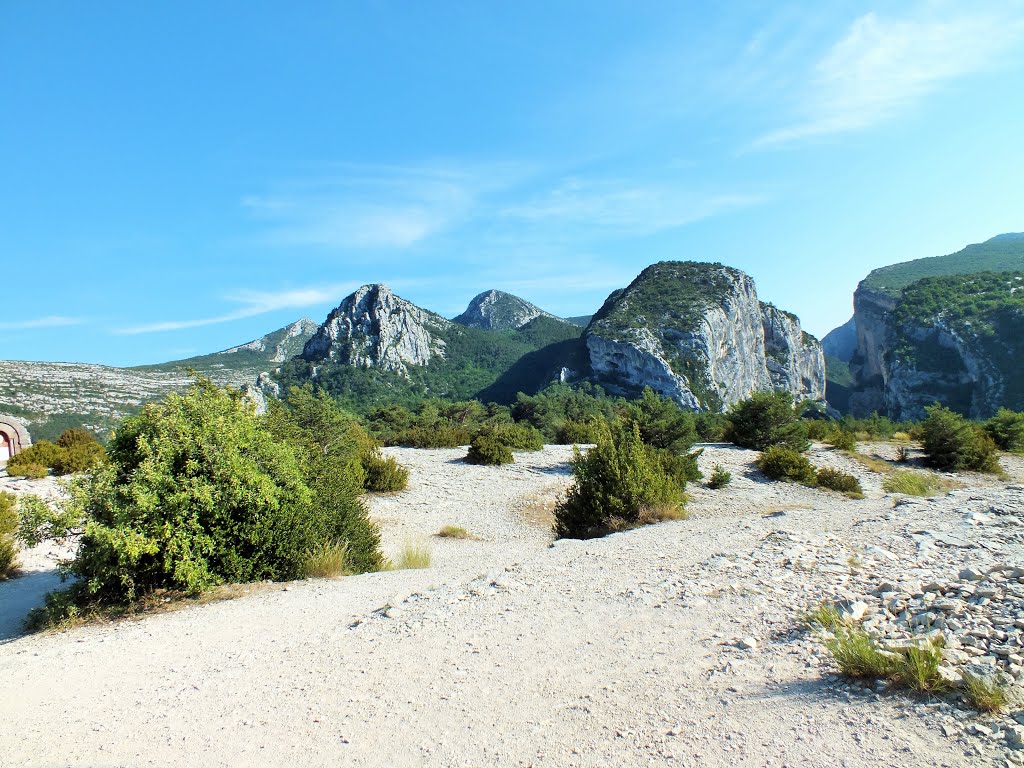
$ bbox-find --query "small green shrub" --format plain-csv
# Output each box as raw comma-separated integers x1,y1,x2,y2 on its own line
920,404,1000,473
984,408,1024,453
694,412,729,442
362,453,409,492
5,429,106,477
0,491,19,579
556,418,605,445
825,429,857,451
6,461,48,479
707,464,732,489
481,423,544,451
882,470,949,497
555,421,689,539
725,390,809,452
16,494,79,547
465,435,514,466
756,446,817,484
304,540,351,578
804,419,833,441
815,467,864,498
962,672,1009,713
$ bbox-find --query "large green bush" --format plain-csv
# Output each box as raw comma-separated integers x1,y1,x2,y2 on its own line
725,390,810,452
920,404,1001,473
984,408,1024,453
481,422,544,451
556,418,606,445
0,491,19,579
555,421,689,539
756,446,817,484
46,379,382,610
465,435,514,466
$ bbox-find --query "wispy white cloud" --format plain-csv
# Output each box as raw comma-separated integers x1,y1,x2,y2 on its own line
115,283,358,335
243,163,525,249
752,6,1024,149
501,177,764,236
0,316,83,330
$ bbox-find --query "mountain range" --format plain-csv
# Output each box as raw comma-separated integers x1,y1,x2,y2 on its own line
4,233,1024,440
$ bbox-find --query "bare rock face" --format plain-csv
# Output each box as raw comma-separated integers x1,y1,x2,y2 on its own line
762,304,826,402
454,290,558,331
585,262,825,412
301,284,451,376
221,319,319,363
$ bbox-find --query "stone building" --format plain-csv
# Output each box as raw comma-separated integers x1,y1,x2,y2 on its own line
0,416,30,463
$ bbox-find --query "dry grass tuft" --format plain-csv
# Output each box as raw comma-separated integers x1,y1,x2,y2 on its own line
436,525,474,539
962,672,1009,713
636,503,689,525
303,540,351,578
386,541,432,570
882,470,955,497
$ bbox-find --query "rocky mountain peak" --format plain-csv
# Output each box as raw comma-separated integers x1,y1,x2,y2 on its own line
453,290,558,331
301,284,451,376
585,261,824,411
220,318,319,363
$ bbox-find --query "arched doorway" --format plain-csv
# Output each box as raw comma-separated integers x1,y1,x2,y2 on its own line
0,431,10,462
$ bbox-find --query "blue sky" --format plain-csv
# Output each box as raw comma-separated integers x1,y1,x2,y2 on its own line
2,1,1023,366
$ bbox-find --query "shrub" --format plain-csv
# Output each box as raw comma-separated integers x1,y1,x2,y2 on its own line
707,464,732,489
756,446,817,484
398,424,472,448
882,470,950,497
920,404,1000,473
465,435,514,466
555,421,689,539
15,494,78,547
5,429,106,477
625,387,697,454
0,491,19,579
984,408,1024,453
45,379,381,613
481,422,544,451
362,453,409,493
804,419,833,441
815,467,864,498
694,412,729,442
6,461,48,479
556,418,605,445
892,431,912,441
825,429,857,451
725,390,809,452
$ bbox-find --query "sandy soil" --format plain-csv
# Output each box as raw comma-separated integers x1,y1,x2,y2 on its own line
0,444,1021,767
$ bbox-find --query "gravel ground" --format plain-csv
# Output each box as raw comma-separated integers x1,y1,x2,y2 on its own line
0,444,1022,767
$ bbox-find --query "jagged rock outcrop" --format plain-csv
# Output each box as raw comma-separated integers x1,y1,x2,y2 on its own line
761,304,826,402
585,262,825,412
454,290,559,331
301,284,450,376
221,319,319,363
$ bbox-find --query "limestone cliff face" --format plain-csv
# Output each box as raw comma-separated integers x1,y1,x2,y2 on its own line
761,304,826,402
301,284,450,376
585,262,825,412
454,290,558,330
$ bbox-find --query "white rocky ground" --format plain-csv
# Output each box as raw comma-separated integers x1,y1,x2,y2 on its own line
0,443,1022,767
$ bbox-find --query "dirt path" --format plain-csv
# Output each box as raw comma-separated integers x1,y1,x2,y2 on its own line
0,445,1020,766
